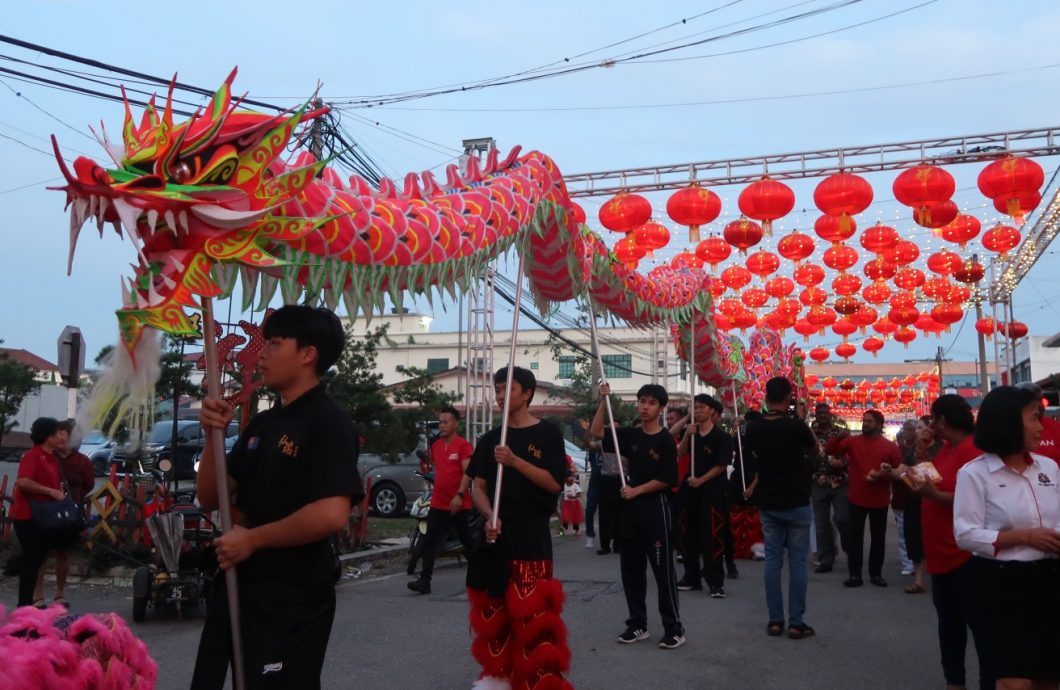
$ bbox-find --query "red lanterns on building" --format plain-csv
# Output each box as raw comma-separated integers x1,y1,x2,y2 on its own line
738,177,795,236
666,184,722,243
978,155,1045,224
814,172,874,233
982,224,1021,260
723,217,764,255
695,237,732,267
599,191,652,235
777,230,816,264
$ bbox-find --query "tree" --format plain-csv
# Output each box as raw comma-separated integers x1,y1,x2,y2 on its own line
545,334,636,435
327,324,406,460
392,364,461,440
0,342,41,435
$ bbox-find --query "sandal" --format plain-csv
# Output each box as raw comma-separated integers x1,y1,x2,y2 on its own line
53,596,70,609
767,620,785,637
788,623,816,639
31,599,46,609
904,583,926,594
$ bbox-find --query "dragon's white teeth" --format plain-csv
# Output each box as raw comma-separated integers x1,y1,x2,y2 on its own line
121,277,132,307
112,198,141,238
177,210,189,233
96,196,109,233
87,194,98,220
146,209,159,234
147,281,162,306
159,273,176,289
67,207,82,276
172,256,185,272
73,197,89,227
134,288,149,309
164,210,177,233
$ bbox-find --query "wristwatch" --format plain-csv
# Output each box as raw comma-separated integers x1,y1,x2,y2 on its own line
456,490,465,497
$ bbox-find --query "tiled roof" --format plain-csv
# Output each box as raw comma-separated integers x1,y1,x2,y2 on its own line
0,347,59,372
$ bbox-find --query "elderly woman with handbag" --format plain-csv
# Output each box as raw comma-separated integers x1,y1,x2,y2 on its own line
10,417,77,608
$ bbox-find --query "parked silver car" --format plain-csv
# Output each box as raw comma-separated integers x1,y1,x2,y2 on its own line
358,447,427,518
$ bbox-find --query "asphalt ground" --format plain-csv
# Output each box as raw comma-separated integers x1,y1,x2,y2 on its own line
0,512,977,690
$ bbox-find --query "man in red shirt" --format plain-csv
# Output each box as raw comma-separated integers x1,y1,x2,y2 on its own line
918,394,993,689
408,406,476,595
1017,382,1060,463
825,409,901,588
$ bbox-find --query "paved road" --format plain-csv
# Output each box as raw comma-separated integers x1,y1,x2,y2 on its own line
0,519,977,690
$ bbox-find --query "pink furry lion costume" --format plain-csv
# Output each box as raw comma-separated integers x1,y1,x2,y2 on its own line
0,604,157,689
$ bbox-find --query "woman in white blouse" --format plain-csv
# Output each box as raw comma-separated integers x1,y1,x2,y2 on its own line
954,385,1060,690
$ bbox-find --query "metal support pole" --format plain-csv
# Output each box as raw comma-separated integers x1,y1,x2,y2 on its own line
586,298,627,489
732,380,746,493
689,312,696,477
974,293,990,397
201,298,246,690
989,261,1003,387
490,255,526,529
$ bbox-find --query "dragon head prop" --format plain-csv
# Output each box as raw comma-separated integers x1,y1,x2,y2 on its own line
52,68,325,353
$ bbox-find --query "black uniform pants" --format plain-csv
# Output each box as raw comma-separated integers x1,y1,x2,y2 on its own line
931,559,994,689
681,488,727,589
619,492,682,636
596,477,621,552
13,520,48,606
847,504,888,579
191,572,336,690
419,508,475,580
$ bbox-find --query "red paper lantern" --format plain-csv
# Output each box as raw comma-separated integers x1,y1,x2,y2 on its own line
894,267,926,291
873,318,898,336
832,318,858,341
809,346,830,362
893,164,955,215
834,295,861,315
814,172,874,233
894,327,917,348
741,287,769,309
733,310,757,332
800,286,828,306
852,305,878,333
862,336,885,357
633,221,671,258
863,257,897,282
927,250,961,275
930,304,964,331
714,313,733,332
982,224,1021,260
1000,321,1029,339
599,191,652,234
793,319,817,342
832,273,863,296
890,291,918,309
859,223,900,253
840,378,856,391
570,202,587,225
717,298,744,317
814,214,857,244
793,263,826,287
993,190,1041,222
709,279,727,298
940,214,982,249
738,177,795,236
863,282,892,305
978,156,1045,224
745,251,781,278
881,240,921,266
613,235,646,266
724,217,764,255
952,259,985,284
721,265,753,291
835,342,857,360
666,184,722,243
823,244,859,272
777,230,816,264
821,376,838,389
806,306,838,332
923,277,953,301
695,237,732,267
914,199,959,229
888,305,920,327
975,317,996,337
943,284,971,305
670,250,705,271
765,276,795,299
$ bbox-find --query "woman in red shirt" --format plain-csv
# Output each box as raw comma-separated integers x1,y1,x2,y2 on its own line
10,417,67,607
919,394,993,689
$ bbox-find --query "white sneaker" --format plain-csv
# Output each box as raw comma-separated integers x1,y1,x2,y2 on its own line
900,568,914,576
585,537,595,549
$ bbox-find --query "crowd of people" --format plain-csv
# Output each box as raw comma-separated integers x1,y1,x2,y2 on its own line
9,302,1060,689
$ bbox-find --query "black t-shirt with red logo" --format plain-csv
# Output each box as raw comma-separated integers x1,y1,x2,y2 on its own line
467,420,567,521
603,426,678,489
228,384,363,583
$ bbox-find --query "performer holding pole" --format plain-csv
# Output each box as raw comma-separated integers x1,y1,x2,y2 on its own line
465,263,573,690
191,305,363,690
585,298,626,488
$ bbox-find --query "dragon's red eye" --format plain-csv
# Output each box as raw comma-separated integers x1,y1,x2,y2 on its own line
173,162,192,184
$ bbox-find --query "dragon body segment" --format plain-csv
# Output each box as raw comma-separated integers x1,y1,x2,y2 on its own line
53,70,737,388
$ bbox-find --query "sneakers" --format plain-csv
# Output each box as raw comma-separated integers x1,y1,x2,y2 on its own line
814,564,833,574
870,576,888,587
709,587,726,599
617,626,650,644
843,577,864,588
585,537,596,549
407,578,431,594
676,578,702,592
658,632,686,649
900,568,914,576
726,560,740,579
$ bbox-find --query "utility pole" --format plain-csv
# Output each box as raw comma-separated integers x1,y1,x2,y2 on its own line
310,98,325,173
973,255,990,397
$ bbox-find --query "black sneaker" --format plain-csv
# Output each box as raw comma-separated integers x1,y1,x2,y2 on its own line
815,564,833,574
843,577,864,588
726,560,740,579
407,578,431,594
658,632,686,649
676,579,702,592
709,587,726,599
596,548,612,556
870,576,888,587
617,626,650,644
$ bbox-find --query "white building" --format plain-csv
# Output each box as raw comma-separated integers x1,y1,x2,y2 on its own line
1012,335,1060,386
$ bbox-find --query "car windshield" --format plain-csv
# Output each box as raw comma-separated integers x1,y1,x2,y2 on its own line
82,431,107,445
148,422,195,444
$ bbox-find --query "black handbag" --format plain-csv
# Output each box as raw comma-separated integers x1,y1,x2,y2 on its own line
30,460,86,533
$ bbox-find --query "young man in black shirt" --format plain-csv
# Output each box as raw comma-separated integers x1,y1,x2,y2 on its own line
745,377,817,640
677,394,734,598
591,382,684,650
465,366,572,690
190,305,364,690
